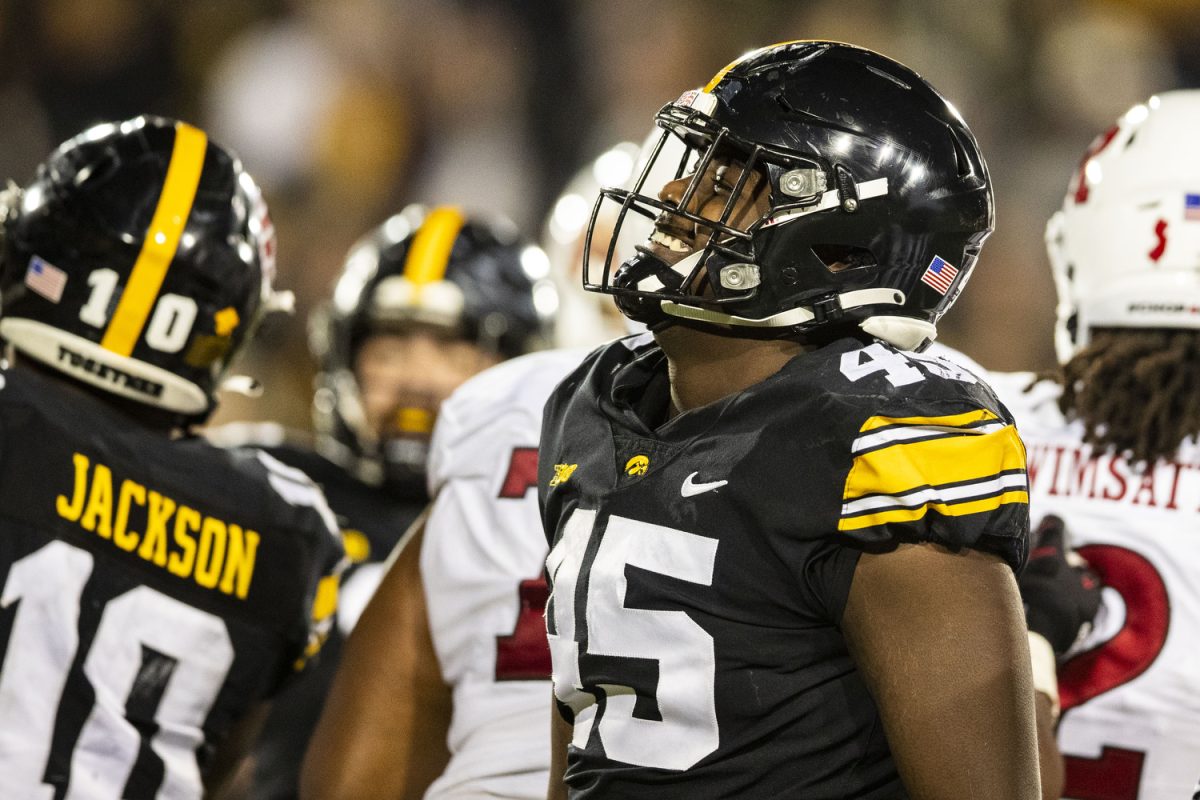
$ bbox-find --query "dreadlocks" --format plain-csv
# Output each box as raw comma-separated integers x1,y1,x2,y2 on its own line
1058,327,1200,464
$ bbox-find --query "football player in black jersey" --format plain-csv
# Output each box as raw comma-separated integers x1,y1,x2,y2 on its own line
540,42,1047,799
217,204,556,799
0,116,344,799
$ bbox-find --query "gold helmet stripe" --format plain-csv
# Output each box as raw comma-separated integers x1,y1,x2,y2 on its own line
703,40,808,92
101,122,208,356
403,206,465,285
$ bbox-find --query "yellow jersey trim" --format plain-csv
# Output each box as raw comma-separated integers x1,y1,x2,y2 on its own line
844,423,1026,500
312,573,339,622
839,490,1030,532
840,410,1028,532
856,408,998,434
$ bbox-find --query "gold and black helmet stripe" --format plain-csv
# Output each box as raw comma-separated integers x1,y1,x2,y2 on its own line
100,122,208,356
402,205,465,286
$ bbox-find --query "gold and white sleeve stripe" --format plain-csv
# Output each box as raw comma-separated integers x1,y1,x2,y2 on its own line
839,409,1028,532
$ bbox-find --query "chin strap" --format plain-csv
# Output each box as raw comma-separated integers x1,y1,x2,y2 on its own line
859,315,937,351
219,374,263,398
660,290,939,350
263,288,296,315
661,287,903,329
0,317,210,414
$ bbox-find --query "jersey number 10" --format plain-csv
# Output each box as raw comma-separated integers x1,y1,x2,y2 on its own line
0,540,234,798
82,268,199,353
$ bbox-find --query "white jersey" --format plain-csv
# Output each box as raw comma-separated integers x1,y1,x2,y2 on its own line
422,348,588,800
990,370,1200,800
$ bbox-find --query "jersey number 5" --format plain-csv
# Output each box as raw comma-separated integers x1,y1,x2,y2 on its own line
546,509,719,771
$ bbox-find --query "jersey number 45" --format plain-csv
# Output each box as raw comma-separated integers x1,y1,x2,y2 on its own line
545,508,719,771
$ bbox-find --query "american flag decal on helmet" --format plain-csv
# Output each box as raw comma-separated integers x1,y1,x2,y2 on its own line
1185,193,1200,221
25,255,67,303
920,256,958,295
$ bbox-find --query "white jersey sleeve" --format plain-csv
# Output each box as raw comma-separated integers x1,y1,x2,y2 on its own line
421,348,588,800
991,371,1200,800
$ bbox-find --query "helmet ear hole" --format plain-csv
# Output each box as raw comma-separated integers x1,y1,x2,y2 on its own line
77,150,121,191
811,244,877,272
946,124,978,181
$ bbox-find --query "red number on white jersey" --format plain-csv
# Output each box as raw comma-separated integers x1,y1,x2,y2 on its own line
1059,544,1169,800
493,446,552,681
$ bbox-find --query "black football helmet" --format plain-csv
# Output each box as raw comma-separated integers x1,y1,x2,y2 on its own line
310,204,556,489
0,115,282,421
584,41,994,350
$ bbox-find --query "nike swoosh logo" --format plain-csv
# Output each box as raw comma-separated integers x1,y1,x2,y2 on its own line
681,471,728,497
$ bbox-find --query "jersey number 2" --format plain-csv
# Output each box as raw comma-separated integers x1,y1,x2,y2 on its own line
1059,544,1169,800
546,509,719,771
0,540,234,798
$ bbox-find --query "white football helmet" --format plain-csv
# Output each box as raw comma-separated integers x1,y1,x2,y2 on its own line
1048,90,1200,363
542,141,641,347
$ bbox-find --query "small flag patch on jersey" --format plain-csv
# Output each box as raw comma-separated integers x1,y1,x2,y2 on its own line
920,255,958,295
1185,193,1200,221
25,255,67,303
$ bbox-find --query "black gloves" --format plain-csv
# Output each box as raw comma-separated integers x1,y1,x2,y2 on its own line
1018,514,1103,655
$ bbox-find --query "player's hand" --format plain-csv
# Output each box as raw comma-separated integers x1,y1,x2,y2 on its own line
1018,514,1102,655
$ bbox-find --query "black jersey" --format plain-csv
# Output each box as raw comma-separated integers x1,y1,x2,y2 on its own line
539,334,1029,799
0,367,343,800
207,428,427,800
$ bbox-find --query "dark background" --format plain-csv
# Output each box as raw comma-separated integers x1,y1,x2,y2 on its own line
1,0,1196,428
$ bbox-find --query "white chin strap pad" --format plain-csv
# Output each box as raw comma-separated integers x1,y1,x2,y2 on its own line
859,316,937,351
661,287,924,341
0,317,209,414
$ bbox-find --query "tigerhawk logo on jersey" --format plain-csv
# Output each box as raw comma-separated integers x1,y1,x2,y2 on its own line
625,455,650,476
57,344,165,398
57,451,259,599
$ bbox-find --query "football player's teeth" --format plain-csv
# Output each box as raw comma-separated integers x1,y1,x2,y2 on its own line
650,231,690,252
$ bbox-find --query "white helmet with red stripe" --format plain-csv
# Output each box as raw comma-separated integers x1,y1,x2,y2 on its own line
541,140,643,347
1048,90,1200,362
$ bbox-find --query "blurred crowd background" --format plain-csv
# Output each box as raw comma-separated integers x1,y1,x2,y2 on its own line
1,0,1197,429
